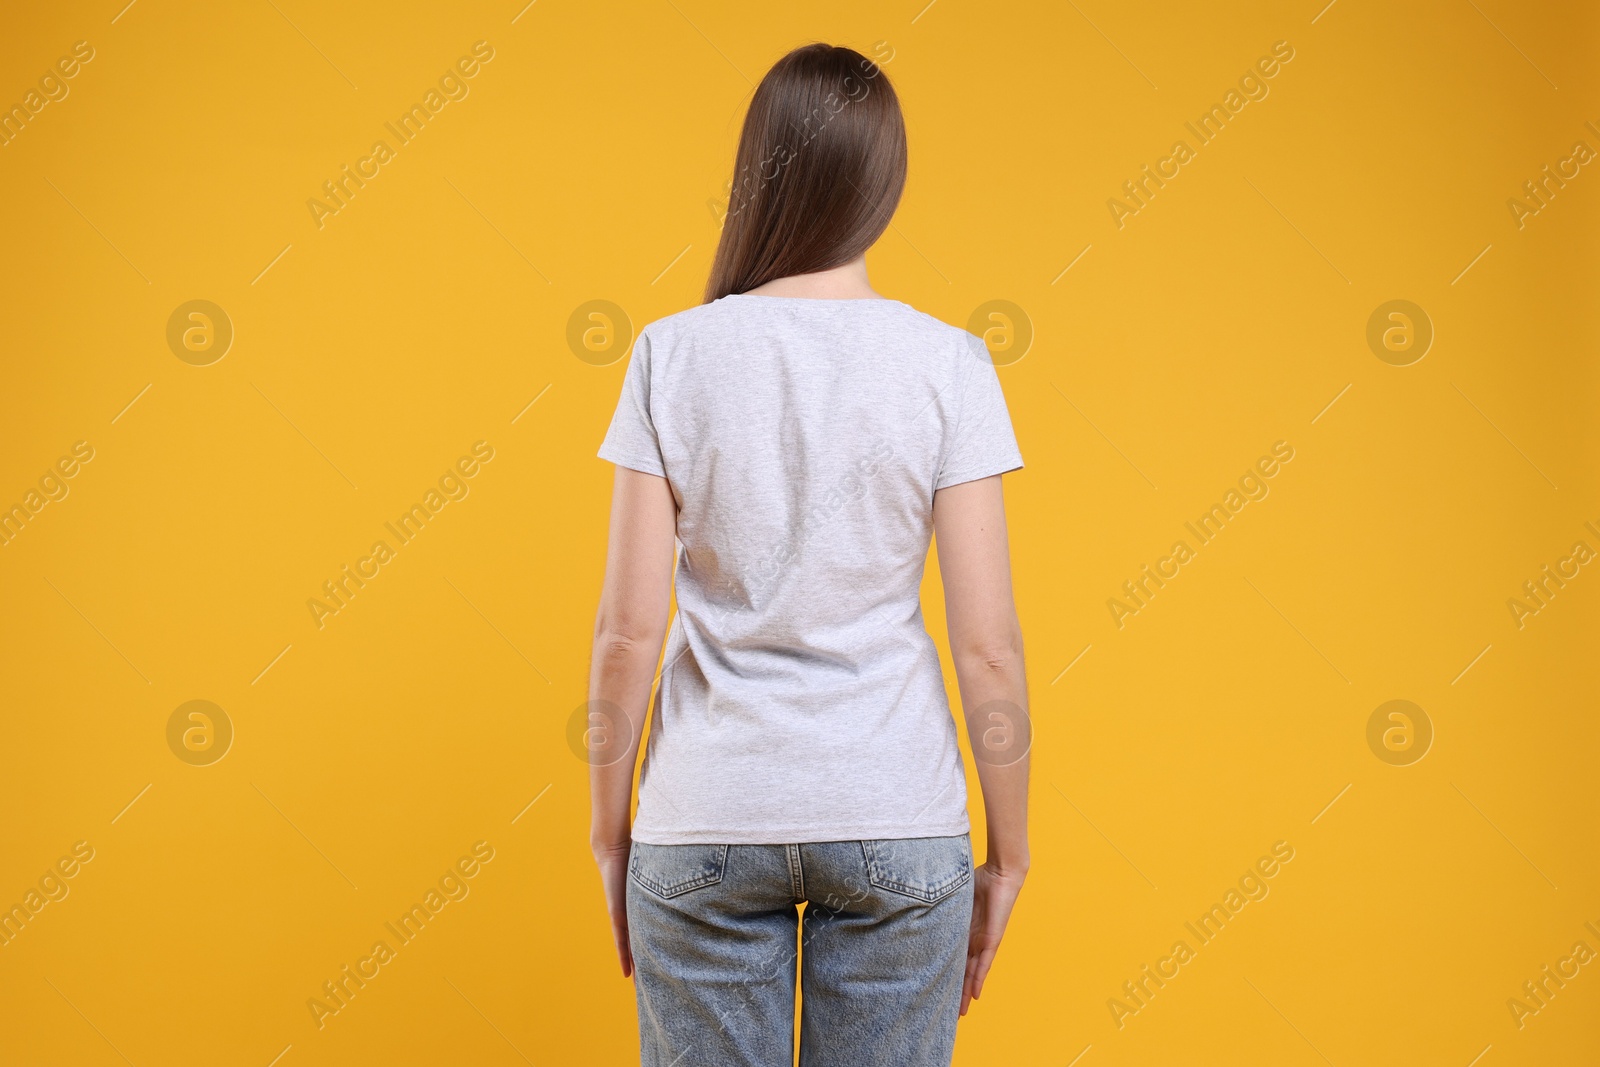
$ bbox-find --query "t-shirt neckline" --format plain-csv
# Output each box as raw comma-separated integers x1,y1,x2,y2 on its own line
725,292,911,309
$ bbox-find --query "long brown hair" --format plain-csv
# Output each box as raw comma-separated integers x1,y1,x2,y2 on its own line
703,44,907,303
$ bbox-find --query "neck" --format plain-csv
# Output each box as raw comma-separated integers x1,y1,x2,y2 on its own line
744,257,883,299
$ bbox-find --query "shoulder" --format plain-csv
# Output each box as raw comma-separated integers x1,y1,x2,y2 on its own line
890,307,997,400
883,302,989,363
633,299,733,352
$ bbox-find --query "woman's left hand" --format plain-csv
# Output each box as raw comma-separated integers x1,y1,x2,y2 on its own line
961,861,1026,1015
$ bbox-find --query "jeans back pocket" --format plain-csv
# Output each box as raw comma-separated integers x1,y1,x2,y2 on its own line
629,842,729,899
861,835,972,904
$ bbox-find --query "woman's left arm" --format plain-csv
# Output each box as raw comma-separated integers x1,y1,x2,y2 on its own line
588,465,678,977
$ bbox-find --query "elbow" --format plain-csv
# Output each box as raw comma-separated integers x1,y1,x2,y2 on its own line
592,620,662,661
592,631,659,677
956,630,1024,675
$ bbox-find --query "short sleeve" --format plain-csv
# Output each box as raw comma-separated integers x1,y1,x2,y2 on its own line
597,328,667,477
933,333,1024,491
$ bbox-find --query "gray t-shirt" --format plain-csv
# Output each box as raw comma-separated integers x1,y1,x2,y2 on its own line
598,292,1023,845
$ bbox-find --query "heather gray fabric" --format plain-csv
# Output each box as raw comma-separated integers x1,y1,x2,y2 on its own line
598,293,1023,845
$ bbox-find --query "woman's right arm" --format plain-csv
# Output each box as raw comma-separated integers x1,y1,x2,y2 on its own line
932,473,1030,1016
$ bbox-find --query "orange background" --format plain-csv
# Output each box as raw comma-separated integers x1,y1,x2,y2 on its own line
0,1,1595,1064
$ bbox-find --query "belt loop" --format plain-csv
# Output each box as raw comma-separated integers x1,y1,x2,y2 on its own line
786,844,806,902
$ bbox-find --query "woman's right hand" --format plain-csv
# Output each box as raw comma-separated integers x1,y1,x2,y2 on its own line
593,842,635,978
961,860,1027,1015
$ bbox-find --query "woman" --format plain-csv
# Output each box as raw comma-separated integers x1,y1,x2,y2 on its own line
588,42,1030,1067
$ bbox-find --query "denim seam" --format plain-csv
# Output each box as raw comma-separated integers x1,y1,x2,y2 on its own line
871,868,970,902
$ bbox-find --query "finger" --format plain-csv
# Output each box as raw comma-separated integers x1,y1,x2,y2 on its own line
960,941,984,1014
615,920,632,975
970,946,997,1001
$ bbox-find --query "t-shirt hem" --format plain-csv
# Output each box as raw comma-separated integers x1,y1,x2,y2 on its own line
934,455,1024,491
630,815,972,846
596,445,666,478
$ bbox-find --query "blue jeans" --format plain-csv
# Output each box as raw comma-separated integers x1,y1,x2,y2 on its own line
627,835,974,1067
